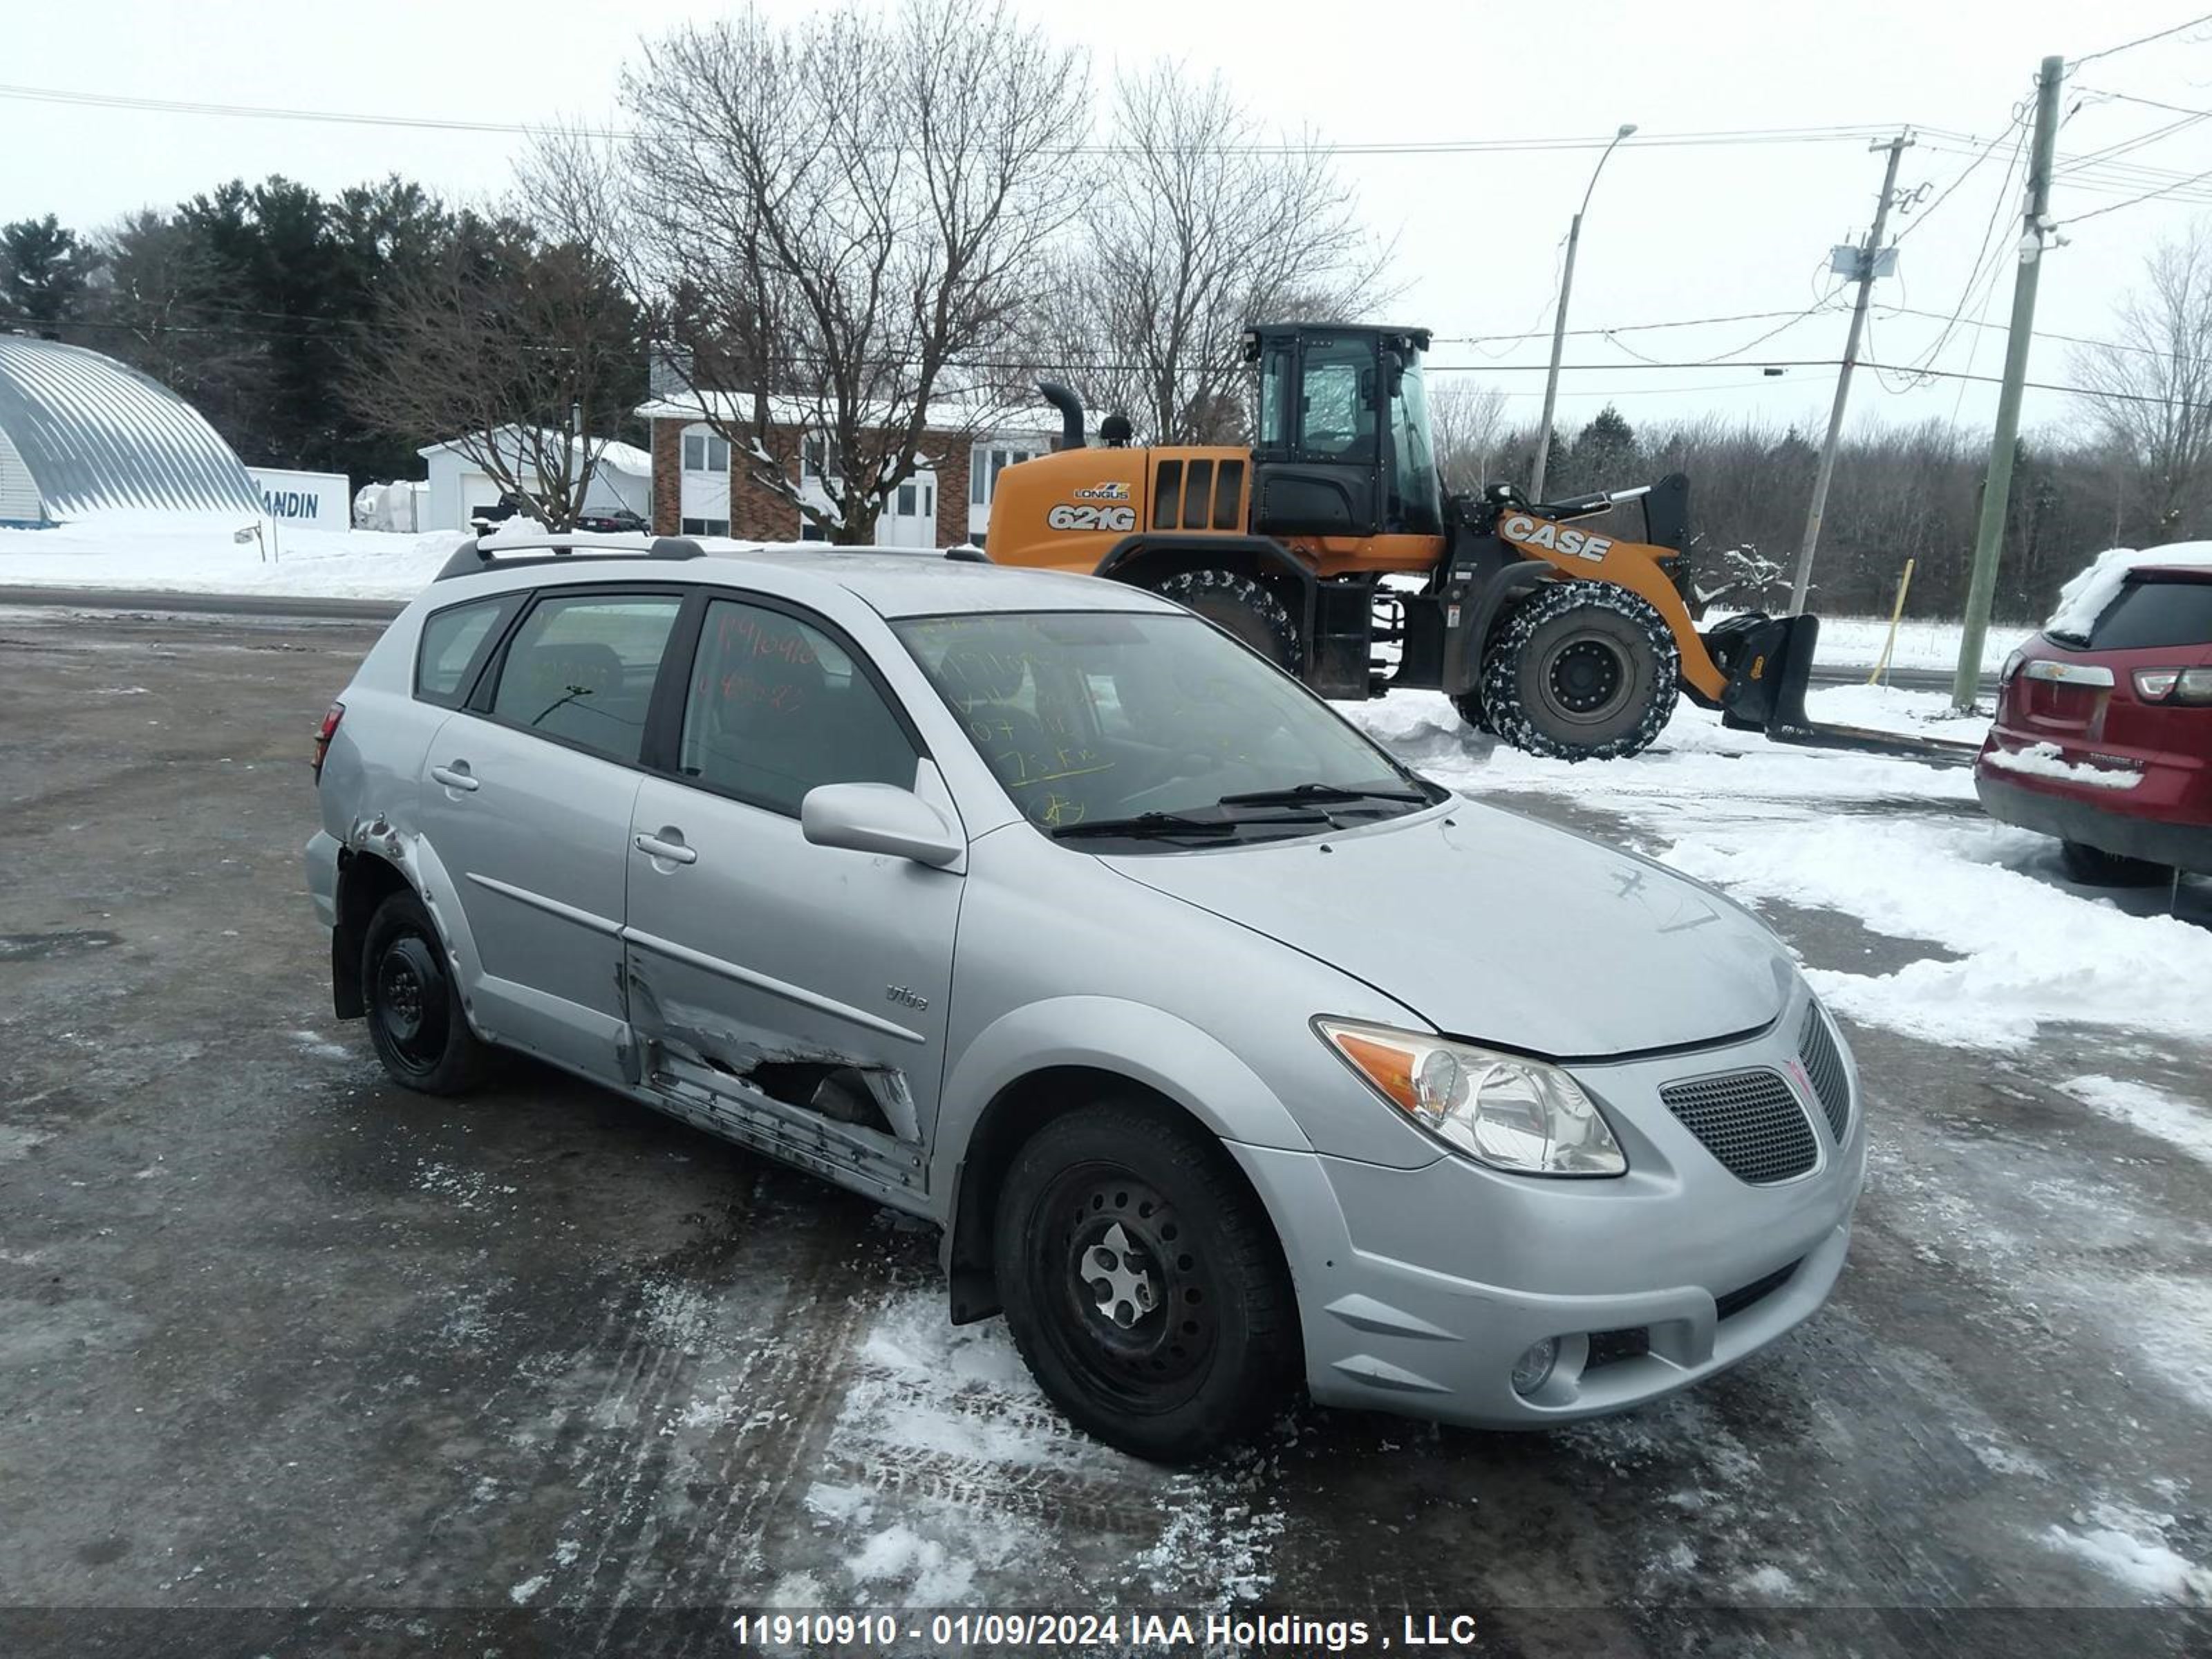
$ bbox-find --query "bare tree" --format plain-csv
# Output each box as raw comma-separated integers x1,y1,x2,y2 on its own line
1428,379,1512,494
1033,63,1391,445
2071,225,2212,544
346,218,642,529
559,0,1087,543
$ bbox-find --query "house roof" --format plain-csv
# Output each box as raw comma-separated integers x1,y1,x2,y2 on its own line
634,388,1053,442
417,427,653,476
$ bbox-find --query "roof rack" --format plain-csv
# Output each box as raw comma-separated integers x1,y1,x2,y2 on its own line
434,532,707,582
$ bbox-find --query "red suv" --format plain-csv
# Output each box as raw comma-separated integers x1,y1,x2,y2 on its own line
1976,563,2212,884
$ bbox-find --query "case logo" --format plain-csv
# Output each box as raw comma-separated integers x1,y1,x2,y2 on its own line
1502,513,1612,563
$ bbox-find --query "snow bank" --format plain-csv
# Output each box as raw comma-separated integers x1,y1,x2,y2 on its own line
2046,542,2212,640
1662,818,2212,1049
0,512,465,601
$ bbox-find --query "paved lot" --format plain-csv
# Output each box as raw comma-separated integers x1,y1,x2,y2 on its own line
1,603,2206,1657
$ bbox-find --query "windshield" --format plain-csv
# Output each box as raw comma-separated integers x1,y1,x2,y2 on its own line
893,610,1438,844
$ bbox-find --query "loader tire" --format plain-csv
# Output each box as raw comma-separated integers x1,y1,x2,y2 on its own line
1450,688,1497,735
1152,569,1300,673
1481,582,1680,762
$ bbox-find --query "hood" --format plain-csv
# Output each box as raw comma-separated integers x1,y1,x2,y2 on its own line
1103,803,1793,1058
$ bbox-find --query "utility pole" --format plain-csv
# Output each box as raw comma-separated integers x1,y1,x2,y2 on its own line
1530,122,1638,500
1788,131,1914,615
1953,55,2065,711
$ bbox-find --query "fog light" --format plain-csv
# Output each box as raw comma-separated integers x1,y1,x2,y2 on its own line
1511,1337,1559,1397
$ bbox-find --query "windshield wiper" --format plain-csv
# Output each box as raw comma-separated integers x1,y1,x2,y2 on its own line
1051,812,1243,841
1216,781,1430,808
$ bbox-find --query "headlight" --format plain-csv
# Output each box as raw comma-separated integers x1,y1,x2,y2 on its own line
1316,1018,1627,1177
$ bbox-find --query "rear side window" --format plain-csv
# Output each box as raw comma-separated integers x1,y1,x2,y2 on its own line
677,599,917,815
2088,579,2212,650
415,597,516,707
488,592,684,764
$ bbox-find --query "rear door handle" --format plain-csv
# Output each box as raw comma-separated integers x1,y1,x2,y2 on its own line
430,762,479,792
634,832,697,865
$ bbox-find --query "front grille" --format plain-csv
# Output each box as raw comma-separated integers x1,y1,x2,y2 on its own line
1798,1005,1850,1142
1715,1259,1800,1321
1660,1068,1819,1185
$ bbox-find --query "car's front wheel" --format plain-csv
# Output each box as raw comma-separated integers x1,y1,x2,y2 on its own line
362,890,490,1094
993,1101,1295,1462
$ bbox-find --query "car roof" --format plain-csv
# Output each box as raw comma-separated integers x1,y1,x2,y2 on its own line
435,541,1179,621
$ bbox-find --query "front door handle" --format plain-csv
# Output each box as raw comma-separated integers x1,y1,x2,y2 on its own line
431,762,479,793
634,831,697,865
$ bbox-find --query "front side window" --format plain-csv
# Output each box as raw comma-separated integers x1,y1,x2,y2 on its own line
678,599,917,815
1386,351,1443,536
894,610,1432,842
415,596,516,707
487,592,684,764
1258,349,1291,449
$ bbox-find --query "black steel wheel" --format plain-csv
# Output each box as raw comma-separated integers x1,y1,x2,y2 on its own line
993,1102,1295,1462
1151,568,1301,672
1480,581,1681,761
362,890,490,1095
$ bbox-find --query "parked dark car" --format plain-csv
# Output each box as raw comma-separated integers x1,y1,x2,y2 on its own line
1976,563,2212,883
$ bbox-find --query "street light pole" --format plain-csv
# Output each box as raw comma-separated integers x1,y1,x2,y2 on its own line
1529,122,1636,502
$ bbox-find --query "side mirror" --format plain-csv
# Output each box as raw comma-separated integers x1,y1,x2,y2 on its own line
800,782,963,869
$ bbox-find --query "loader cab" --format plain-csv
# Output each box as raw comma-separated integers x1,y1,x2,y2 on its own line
1245,323,1443,542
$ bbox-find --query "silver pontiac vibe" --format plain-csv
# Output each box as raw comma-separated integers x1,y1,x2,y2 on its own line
306,535,1863,1462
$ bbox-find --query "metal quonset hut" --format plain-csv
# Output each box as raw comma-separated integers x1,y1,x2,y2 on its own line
0,335,263,527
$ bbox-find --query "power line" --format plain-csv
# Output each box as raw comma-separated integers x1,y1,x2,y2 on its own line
0,81,1913,157
2070,11,2212,68
2065,158,2212,221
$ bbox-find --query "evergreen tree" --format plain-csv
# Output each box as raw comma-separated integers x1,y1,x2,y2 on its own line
1,214,97,335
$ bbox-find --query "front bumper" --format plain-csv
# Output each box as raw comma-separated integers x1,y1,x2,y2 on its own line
1232,999,1865,1429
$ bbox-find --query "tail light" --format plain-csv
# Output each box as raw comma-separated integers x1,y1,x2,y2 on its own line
312,701,345,780
2130,668,2212,704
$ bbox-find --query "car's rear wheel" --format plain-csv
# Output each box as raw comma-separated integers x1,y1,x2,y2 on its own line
362,890,490,1094
2059,838,2171,888
993,1102,1295,1462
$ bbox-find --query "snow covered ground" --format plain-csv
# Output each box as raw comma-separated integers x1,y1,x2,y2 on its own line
1806,612,2035,674
0,514,467,599
1349,693,2212,1055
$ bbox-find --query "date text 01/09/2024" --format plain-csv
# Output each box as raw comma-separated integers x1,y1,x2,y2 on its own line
727,1611,1484,1650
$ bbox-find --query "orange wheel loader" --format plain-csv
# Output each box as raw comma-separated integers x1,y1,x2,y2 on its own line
977,322,1819,761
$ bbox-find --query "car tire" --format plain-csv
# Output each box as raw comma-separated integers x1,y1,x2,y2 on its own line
993,1101,1296,1463
2059,838,2171,888
1481,581,1680,762
362,890,491,1095
1152,569,1301,673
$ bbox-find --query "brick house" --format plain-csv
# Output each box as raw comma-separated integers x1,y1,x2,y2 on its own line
635,390,1055,547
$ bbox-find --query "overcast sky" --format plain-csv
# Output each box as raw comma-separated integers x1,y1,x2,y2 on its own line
8,0,2212,443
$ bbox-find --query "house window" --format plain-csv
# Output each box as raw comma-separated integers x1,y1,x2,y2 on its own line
682,433,731,474
969,445,1040,506
803,435,843,481
799,523,827,543
897,482,918,516
680,517,731,536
